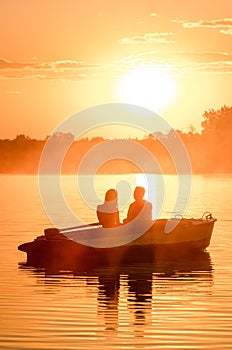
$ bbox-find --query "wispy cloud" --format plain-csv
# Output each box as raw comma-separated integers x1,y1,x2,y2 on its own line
0,58,102,80
116,50,232,74
1,49,232,81
0,58,26,69
220,28,232,35
172,17,232,35
7,90,21,95
119,32,175,45
0,58,98,70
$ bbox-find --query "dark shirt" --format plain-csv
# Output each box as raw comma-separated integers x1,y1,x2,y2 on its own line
124,200,152,224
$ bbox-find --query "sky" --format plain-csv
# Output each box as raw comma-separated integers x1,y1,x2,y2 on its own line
1,0,232,139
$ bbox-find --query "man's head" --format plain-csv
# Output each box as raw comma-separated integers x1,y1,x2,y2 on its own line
134,186,145,200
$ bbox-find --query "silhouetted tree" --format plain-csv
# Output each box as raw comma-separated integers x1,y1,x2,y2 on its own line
0,107,231,173
200,106,232,172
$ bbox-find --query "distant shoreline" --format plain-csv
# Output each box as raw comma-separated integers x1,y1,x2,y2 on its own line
1,106,232,174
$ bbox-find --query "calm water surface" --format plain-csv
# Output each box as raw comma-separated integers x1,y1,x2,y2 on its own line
0,175,232,350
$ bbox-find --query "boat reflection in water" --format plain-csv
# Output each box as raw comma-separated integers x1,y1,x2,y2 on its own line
19,250,213,332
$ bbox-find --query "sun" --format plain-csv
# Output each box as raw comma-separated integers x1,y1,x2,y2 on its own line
115,66,178,112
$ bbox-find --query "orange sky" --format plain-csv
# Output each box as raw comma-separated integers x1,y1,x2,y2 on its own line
1,0,232,139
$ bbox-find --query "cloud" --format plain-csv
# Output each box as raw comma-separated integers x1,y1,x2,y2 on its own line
1,48,232,81
220,28,232,35
0,58,97,70
38,60,96,70
0,58,101,80
7,90,21,94
116,50,232,74
172,17,232,35
176,50,232,63
0,58,26,69
150,13,158,17
119,32,175,45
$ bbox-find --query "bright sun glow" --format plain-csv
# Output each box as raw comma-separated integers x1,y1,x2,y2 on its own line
116,66,178,112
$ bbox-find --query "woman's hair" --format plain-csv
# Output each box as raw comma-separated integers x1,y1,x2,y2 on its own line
105,188,118,202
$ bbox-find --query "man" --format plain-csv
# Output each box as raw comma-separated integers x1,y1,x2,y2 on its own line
123,186,152,224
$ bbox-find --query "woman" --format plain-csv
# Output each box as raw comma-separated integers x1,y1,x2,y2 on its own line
97,189,120,228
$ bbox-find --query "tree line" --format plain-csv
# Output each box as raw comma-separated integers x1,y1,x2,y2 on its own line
0,106,231,174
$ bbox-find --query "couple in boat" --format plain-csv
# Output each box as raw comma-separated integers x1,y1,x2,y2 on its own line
96,186,152,228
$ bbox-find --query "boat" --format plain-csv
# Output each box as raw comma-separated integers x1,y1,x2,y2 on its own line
18,212,216,267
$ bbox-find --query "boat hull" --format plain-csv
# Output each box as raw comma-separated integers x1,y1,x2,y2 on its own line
18,217,216,268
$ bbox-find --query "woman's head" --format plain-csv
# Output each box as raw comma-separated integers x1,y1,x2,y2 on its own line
105,188,118,202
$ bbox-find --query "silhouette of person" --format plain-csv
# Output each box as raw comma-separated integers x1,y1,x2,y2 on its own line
123,186,152,224
97,189,120,228
127,270,153,325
